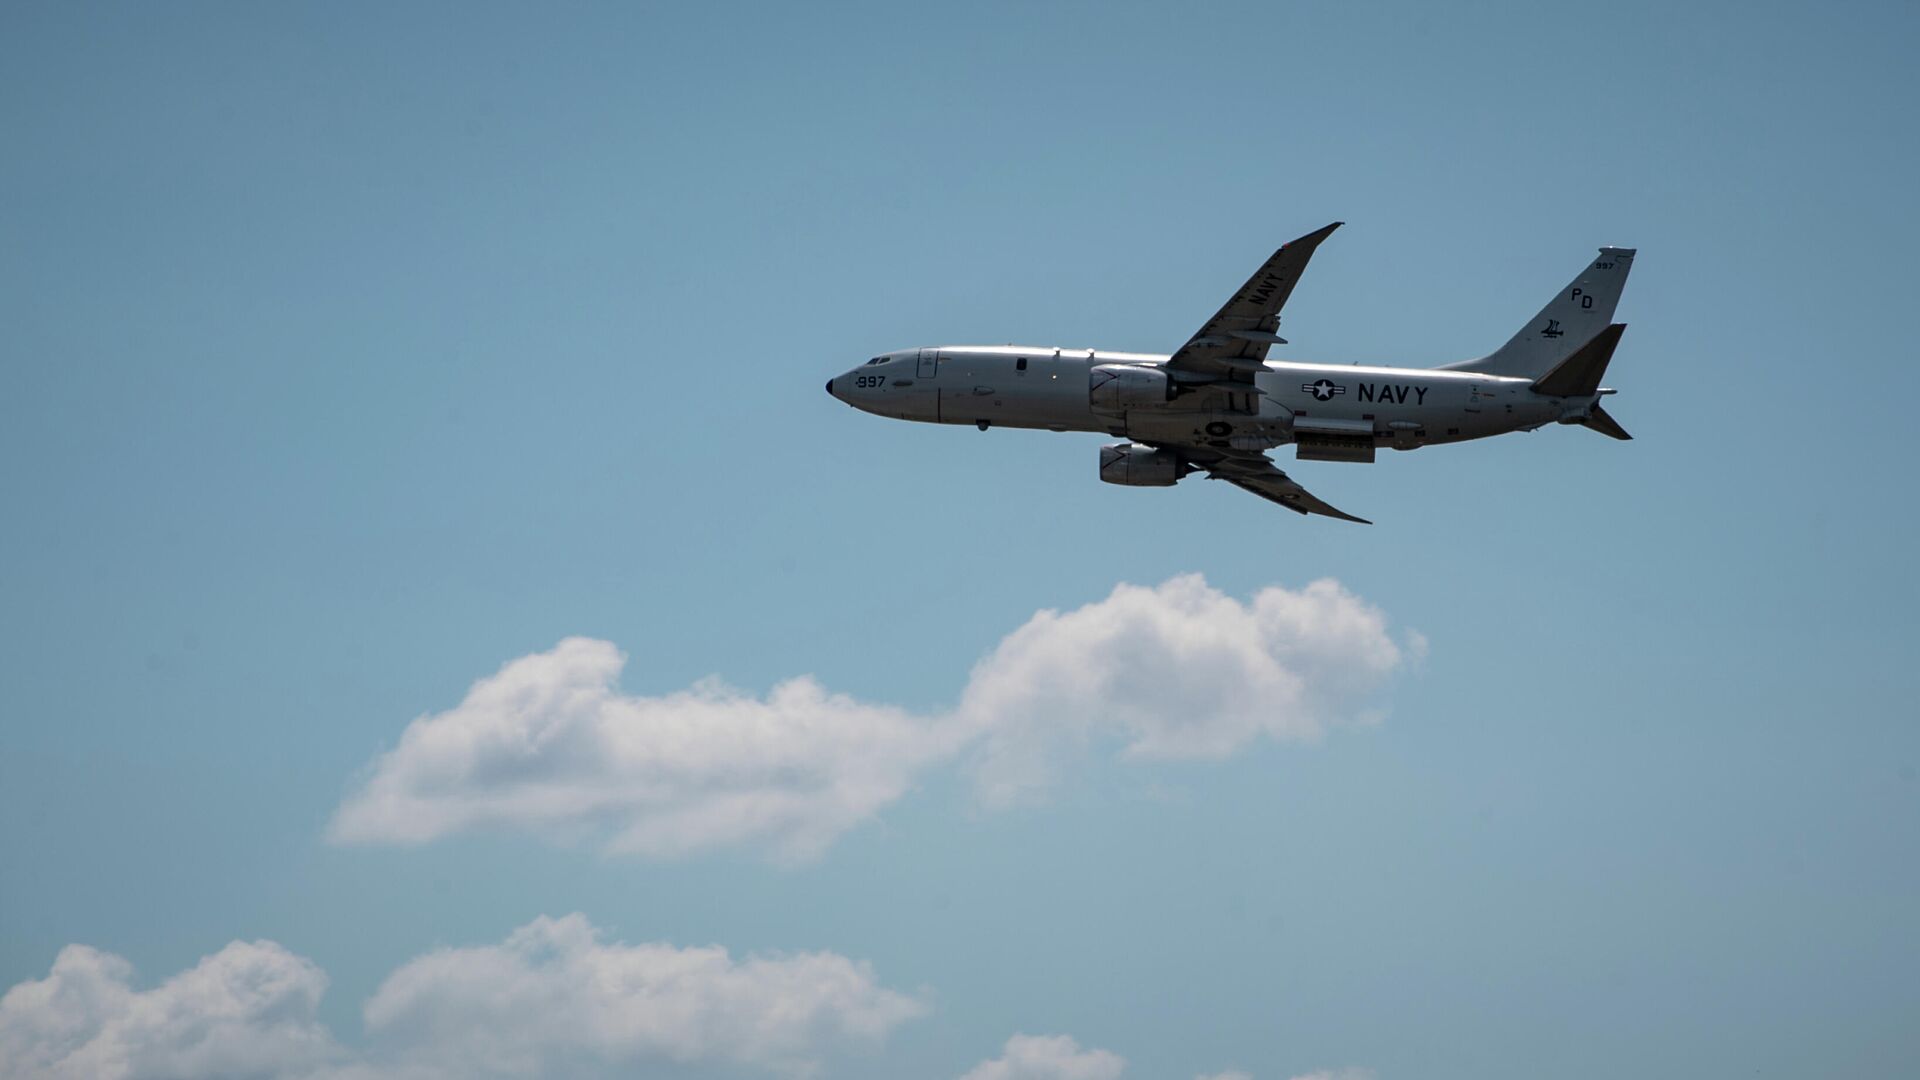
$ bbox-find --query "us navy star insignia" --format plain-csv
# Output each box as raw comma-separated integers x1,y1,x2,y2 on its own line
1303,378,1345,401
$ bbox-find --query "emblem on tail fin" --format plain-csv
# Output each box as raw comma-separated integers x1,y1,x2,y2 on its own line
1540,319,1564,339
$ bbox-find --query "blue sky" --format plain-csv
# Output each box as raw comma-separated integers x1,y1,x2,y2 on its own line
2,2,1916,1078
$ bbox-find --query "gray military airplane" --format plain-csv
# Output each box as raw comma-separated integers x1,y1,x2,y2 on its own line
826,223,1634,523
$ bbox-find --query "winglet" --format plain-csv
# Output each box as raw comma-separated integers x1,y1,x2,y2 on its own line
1290,221,1344,251
1256,486,1372,524
1315,503,1373,525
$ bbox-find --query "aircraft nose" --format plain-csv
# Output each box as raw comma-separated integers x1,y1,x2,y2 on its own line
825,378,836,397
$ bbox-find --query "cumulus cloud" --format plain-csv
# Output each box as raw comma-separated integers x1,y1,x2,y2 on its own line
328,638,958,861
362,914,924,1078
0,939,343,1080
0,917,922,1080
331,575,1413,859
954,1040,1375,1080
958,1034,1126,1080
1196,1072,1373,1080
957,576,1407,804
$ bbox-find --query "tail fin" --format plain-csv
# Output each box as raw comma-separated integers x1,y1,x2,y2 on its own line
1439,247,1636,378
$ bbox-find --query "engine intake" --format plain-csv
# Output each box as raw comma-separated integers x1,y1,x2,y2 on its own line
1098,442,1182,486
1089,364,1172,412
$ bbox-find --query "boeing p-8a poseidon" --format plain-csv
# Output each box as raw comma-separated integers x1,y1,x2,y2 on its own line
826,223,1635,523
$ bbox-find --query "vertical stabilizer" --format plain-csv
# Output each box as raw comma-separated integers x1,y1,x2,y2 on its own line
1439,247,1635,378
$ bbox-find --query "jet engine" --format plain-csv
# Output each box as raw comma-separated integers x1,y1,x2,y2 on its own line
1089,364,1172,412
1098,442,1184,486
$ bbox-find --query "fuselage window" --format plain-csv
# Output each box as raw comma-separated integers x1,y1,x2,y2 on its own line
1016,358,1028,371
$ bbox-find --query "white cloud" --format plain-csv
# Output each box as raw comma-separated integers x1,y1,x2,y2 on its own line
0,917,923,1080
331,575,1412,859
958,1034,1126,1080
361,914,925,1078
1197,1071,1374,1080
0,939,343,1080
328,639,959,862
958,576,1406,804
956,1037,1374,1080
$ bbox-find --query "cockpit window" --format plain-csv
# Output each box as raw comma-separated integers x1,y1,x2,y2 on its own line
867,356,887,365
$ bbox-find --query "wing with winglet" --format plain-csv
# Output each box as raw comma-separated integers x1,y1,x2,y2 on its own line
1165,222,1343,380
1151,444,1370,524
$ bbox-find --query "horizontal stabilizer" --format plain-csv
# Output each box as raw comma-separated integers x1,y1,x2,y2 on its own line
1531,323,1625,397
1581,403,1632,440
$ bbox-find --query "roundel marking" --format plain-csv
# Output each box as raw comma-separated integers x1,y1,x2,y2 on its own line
1303,378,1346,402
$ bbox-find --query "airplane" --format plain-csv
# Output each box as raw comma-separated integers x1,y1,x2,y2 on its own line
825,223,1635,523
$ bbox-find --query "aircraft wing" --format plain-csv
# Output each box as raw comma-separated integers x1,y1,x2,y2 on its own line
1165,222,1343,380
1165,446,1371,524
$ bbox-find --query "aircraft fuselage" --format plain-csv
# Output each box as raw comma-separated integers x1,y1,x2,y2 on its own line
829,346,1569,458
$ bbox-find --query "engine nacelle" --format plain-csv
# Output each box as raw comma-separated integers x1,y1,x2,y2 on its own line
1089,364,1172,412
1098,442,1182,487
